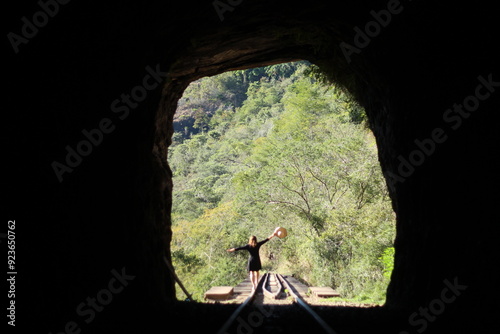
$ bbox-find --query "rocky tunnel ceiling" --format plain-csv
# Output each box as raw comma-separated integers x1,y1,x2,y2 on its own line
7,0,499,333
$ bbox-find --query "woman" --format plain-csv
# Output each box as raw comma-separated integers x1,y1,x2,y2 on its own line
227,228,279,291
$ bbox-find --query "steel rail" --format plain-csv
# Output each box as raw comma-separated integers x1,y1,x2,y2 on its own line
263,272,282,299
215,273,268,334
277,274,338,334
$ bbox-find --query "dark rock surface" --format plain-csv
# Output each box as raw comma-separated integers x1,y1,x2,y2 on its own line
6,0,498,332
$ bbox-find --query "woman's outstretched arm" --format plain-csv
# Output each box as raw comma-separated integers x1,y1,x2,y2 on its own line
258,229,280,246
227,245,248,252
268,227,280,239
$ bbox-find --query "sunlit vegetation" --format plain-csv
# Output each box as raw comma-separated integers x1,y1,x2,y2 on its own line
169,62,395,303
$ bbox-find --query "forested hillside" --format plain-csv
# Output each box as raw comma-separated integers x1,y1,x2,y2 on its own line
169,62,395,303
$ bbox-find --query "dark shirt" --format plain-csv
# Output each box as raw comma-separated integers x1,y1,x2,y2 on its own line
234,238,270,271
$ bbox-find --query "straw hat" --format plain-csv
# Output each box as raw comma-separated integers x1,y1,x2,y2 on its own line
275,227,287,238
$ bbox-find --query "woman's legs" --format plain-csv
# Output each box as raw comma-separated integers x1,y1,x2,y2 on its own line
249,271,256,291
249,271,260,291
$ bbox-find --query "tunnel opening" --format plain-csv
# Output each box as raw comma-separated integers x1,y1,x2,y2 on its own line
167,60,396,306
141,2,500,332
159,60,401,334
147,9,409,331
10,1,499,333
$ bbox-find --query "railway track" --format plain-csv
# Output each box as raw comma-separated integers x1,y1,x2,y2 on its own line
216,273,338,334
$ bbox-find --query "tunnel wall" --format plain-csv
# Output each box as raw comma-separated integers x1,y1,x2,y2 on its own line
7,0,498,332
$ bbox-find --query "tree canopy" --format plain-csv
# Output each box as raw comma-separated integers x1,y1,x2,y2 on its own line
169,61,395,303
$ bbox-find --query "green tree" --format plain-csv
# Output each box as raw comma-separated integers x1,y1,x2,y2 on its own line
169,61,396,303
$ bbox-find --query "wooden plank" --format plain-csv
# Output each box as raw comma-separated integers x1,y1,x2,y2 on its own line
204,286,234,300
233,280,253,294
233,286,252,293
282,275,309,297
309,287,340,298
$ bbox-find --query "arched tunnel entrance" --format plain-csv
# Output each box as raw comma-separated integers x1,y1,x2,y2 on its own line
151,3,499,329
8,1,499,333
168,60,397,305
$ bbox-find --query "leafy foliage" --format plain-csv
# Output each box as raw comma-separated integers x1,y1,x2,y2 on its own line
169,62,395,302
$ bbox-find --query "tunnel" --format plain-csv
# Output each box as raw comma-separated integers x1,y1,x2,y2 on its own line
7,0,499,333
